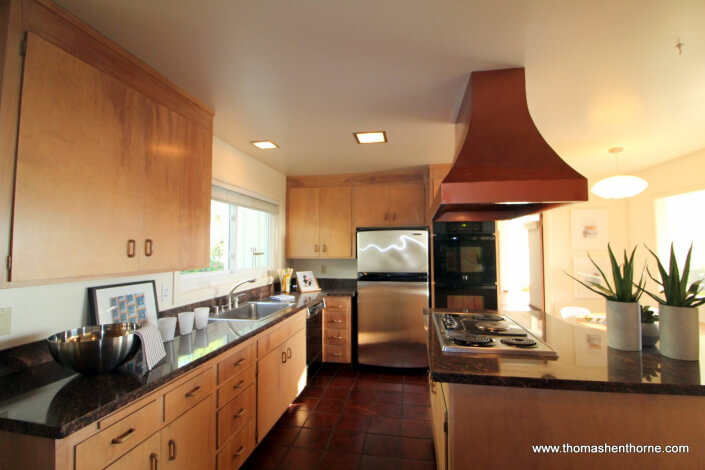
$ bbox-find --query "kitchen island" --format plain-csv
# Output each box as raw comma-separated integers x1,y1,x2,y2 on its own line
426,307,705,470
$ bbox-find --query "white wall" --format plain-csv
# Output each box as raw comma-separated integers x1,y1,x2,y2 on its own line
289,259,357,279
0,137,287,349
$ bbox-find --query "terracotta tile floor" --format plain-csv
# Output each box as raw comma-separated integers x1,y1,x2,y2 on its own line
242,364,436,470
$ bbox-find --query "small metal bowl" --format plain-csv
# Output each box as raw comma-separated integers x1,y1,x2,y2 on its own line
47,323,142,374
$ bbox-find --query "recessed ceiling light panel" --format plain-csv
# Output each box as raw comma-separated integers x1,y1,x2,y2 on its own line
354,131,387,144
251,140,279,149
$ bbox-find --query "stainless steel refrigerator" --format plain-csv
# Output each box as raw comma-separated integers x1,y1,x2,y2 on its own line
357,228,429,368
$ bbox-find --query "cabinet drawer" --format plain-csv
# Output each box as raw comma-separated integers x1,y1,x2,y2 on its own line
75,399,161,470
324,328,348,345
103,431,160,470
217,383,255,448
324,310,348,328
325,296,350,312
257,324,285,358
164,367,215,423
218,343,255,384
217,419,255,470
290,309,306,333
323,344,348,363
217,363,256,408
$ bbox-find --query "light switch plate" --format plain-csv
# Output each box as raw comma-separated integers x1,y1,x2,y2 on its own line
161,285,170,303
0,307,11,336
321,264,327,274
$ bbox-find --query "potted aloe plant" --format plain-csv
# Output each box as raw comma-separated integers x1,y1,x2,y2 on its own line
641,244,705,361
568,244,644,351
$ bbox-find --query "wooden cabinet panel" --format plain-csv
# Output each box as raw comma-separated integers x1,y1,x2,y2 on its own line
430,378,448,470
256,345,284,440
161,395,214,470
282,328,307,407
217,364,255,408
163,367,215,424
217,343,255,385
11,33,143,281
353,185,389,227
388,183,426,225
319,186,352,258
322,296,352,364
216,419,255,470
104,432,160,470
217,383,255,448
286,187,320,258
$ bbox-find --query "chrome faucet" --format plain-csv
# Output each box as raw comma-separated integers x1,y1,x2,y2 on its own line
227,278,256,309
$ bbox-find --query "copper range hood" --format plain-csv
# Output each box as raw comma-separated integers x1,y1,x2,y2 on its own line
432,68,587,221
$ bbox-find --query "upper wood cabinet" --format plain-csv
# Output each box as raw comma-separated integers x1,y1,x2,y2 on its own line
286,186,352,259
354,182,426,227
1,1,213,284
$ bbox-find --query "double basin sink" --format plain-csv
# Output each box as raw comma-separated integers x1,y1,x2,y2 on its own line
208,301,295,323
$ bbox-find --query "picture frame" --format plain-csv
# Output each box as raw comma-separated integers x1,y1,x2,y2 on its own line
88,280,159,325
295,271,321,293
572,256,610,299
570,208,608,250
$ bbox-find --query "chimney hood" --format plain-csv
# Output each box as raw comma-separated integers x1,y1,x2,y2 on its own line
433,68,587,221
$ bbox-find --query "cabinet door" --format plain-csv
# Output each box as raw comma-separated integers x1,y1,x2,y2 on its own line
162,395,214,470
286,187,320,257
141,101,212,272
257,345,285,440
281,328,307,408
11,33,143,281
319,186,352,258
353,185,389,227
104,432,160,470
430,379,448,470
387,183,426,225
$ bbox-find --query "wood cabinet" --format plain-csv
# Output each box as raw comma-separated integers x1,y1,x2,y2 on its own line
322,296,352,363
103,432,161,470
0,0,213,284
353,182,426,227
429,377,448,470
286,186,352,258
161,395,214,470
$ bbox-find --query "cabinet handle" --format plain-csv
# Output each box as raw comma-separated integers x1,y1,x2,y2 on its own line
233,445,246,457
127,239,136,258
185,385,201,398
331,319,344,323
322,244,327,253
314,244,319,253
281,351,287,363
392,212,397,221
331,335,343,340
332,352,343,357
287,347,292,359
429,374,437,395
233,379,246,390
384,212,389,221
144,239,153,257
168,440,176,460
234,357,246,367
233,408,246,418
150,453,158,470
111,427,135,444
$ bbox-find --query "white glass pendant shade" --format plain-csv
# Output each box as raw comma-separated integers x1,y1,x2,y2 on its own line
591,175,648,199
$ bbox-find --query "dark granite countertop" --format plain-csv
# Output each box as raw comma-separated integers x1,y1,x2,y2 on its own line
0,289,353,439
427,308,705,396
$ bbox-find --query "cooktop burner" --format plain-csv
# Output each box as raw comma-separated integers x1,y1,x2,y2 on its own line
448,333,495,347
501,337,537,348
467,313,505,322
475,320,510,332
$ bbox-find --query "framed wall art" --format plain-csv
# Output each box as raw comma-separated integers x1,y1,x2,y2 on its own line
571,208,608,250
88,280,159,325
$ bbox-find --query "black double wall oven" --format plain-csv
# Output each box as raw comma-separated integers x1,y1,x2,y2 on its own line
433,221,498,311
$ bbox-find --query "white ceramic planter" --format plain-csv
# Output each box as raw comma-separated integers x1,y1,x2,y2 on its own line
659,305,700,361
606,300,641,351
641,322,659,347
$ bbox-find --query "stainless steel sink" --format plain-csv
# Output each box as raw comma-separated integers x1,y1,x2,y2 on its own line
209,302,295,322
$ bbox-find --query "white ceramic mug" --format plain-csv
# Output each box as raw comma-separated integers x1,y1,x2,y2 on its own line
194,307,210,329
177,312,195,335
157,317,177,342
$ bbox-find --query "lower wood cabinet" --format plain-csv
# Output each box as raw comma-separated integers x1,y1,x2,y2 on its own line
161,395,214,470
103,432,160,470
429,377,448,470
323,296,352,363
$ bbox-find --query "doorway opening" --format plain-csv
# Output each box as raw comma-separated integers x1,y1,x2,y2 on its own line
497,214,544,311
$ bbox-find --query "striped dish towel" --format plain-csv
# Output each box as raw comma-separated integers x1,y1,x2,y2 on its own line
134,323,166,370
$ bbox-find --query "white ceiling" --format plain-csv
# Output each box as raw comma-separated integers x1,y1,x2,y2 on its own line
56,0,705,177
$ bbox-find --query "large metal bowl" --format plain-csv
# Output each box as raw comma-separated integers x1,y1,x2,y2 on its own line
47,323,142,374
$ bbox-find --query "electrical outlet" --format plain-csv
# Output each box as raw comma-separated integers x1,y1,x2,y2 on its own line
321,264,327,274
161,284,171,303
0,307,11,336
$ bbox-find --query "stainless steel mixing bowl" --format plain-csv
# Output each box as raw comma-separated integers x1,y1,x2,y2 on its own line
47,323,142,374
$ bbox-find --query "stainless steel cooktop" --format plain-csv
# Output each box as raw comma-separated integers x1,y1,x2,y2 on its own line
433,312,558,360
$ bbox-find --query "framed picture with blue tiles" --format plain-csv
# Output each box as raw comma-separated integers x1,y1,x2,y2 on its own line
88,280,159,326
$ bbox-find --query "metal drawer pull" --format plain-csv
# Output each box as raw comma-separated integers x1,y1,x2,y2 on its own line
185,385,201,398
322,244,327,253
111,427,135,444
314,244,319,252
150,453,158,470
233,379,246,390
144,238,153,256
287,347,292,359
233,445,246,457
281,352,287,363
233,408,246,418
331,319,344,323
332,352,343,357
168,440,176,460
127,239,136,258
234,357,246,367
331,335,343,339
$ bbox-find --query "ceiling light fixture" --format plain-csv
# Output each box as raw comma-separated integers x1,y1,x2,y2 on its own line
354,131,387,144
251,140,279,149
591,147,648,199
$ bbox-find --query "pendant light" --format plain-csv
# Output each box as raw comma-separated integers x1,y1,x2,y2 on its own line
591,147,648,199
